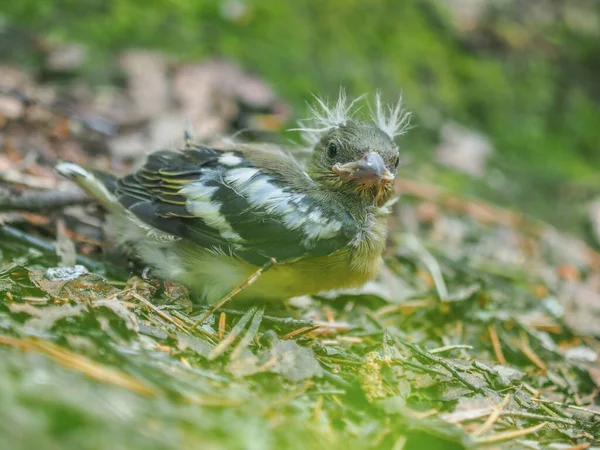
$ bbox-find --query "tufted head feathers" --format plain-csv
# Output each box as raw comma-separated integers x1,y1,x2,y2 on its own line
297,90,410,208
294,89,411,146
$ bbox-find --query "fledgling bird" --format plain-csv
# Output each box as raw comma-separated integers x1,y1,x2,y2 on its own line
57,92,410,303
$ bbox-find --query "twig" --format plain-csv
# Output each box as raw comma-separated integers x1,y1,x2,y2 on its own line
0,224,103,271
0,189,89,212
190,258,276,330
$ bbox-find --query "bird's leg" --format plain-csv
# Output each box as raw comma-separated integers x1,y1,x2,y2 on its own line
189,257,277,331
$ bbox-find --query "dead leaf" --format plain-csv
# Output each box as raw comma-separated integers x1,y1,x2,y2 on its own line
271,339,323,382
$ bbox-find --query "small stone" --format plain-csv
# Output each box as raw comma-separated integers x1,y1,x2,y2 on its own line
44,265,89,282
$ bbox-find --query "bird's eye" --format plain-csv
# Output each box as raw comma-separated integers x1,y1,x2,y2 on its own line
392,155,400,169
327,142,338,159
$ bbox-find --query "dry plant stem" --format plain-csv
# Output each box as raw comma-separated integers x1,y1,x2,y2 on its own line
128,290,190,334
281,325,322,340
488,323,507,365
208,307,257,360
473,422,547,446
429,344,473,354
564,443,591,450
444,406,578,426
518,331,547,373
500,411,576,426
194,307,352,330
530,398,600,417
229,308,264,360
472,394,511,437
403,234,448,300
218,312,226,340
190,258,276,331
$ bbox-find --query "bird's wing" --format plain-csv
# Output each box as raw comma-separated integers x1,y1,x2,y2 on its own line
113,144,359,265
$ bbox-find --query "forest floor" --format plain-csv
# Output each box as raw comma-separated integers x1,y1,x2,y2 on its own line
1,20,600,450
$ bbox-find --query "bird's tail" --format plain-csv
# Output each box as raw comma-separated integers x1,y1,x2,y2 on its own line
56,162,121,214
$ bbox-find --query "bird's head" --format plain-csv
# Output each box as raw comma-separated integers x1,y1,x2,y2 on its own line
308,121,399,207
300,91,410,208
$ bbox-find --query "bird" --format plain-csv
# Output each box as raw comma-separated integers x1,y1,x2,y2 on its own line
56,91,410,303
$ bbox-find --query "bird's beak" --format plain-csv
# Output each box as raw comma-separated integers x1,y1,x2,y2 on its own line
332,152,395,186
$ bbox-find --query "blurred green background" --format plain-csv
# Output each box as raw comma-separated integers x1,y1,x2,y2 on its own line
2,0,600,236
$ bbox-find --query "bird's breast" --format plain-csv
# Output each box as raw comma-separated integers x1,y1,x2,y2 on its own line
239,214,388,300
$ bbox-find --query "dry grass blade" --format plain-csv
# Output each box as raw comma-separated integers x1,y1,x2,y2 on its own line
488,323,507,365
128,290,189,334
281,325,321,340
229,307,264,360
502,411,576,426
563,443,591,450
518,331,547,373
429,344,473,354
374,300,431,317
218,312,226,340
190,258,276,330
0,335,156,396
473,422,547,446
530,398,600,417
396,337,484,394
471,394,511,437
208,307,257,361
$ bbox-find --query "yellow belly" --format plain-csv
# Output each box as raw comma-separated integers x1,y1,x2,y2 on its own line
241,247,383,300
168,243,382,303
